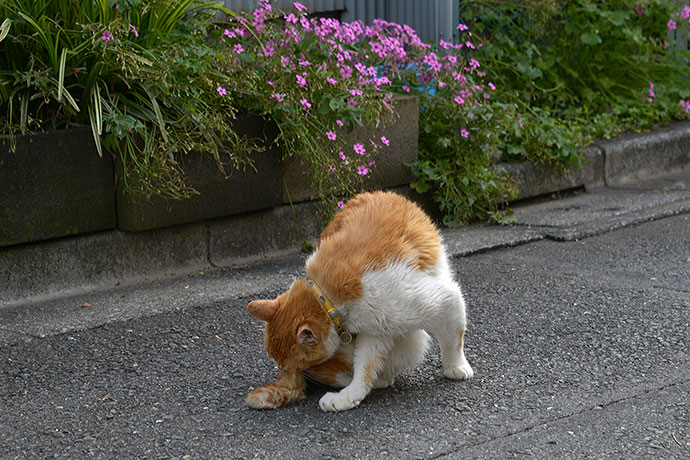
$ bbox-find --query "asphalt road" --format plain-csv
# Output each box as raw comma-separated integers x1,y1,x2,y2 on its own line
1,211,689,459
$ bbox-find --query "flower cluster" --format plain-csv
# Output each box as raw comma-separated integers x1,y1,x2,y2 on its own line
213,0,499,216
667,4,690,113
216,0,413,208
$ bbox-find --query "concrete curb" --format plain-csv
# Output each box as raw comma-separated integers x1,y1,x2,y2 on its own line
593,120,690,186
1,121,689,307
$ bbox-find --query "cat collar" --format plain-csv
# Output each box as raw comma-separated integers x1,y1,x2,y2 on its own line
306,278,353,344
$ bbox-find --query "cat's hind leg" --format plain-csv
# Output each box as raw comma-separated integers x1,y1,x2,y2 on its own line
426,279,474,380
319,333,392,412
374,329,431,388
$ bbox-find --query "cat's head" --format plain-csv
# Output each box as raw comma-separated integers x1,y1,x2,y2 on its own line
247,279,335,373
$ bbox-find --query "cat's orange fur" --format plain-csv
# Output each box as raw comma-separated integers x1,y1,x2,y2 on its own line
309,191,441,304
246,191,451,410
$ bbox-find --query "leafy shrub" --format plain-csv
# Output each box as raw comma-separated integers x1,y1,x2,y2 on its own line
176,1,515,221
0,0,262,199
462,0,690,143
212,1,395,210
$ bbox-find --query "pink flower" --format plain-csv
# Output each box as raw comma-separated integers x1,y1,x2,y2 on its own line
100,30,113,42
129,24,139,37
267,81,274,86
337,200,345,209
635,5,644,16
353,143,366,155
327,77,338,85
456,23,469,31
300,98,311,109
299,59,311,66
454,95,465,105
224,28,236,38
682,6,690,19
488,82,496,91
349,89,363,96
438,81,447,90
460,129,469,138
336,120,344,127
469,58,480,70
340,66,353,79
368,161,376,167
326,131,337,141
680,99,690,113
285,13,297,24
217,86,227,96
271,93,285,102
648,81,656,103
357,165,369,175
380,136,390,146
293,2,307,12
668,19,677,30
296,74,307,87
234,43,244,54
402,85,410,93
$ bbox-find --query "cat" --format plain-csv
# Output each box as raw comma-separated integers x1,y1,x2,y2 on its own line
246,190,473,412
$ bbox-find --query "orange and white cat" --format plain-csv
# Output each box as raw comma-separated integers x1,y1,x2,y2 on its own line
246,191,473,412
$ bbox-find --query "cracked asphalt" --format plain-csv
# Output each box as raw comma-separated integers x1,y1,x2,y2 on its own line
1,196,689,459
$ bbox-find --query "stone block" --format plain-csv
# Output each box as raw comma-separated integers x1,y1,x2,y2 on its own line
594,120,690,186
0,128,115,247
208,200,324,265
116,115,283,232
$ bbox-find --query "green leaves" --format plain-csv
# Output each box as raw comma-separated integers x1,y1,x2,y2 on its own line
579,31,602,45
0,18,10,42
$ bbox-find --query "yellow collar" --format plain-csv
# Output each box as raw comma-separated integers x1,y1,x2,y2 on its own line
306,278,352,344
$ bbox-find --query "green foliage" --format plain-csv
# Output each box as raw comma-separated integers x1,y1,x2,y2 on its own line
0,0,257,199
461,0,690,143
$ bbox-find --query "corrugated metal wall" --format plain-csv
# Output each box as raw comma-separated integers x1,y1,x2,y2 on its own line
222,0,458,44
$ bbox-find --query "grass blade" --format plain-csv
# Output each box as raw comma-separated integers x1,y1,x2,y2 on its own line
90,82,103,134
142,84,168,143
57,48,67,102
0,18,10,42
61,87,80,112
88,104,104,158
19,92,29,132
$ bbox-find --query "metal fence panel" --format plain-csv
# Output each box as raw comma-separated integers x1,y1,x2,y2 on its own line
223,0,457,44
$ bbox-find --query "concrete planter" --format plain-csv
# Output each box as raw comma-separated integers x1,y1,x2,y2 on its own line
281,95,419,203
115,114,283,232
0,128,115,247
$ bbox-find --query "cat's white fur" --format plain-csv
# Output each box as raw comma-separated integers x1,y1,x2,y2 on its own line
308,247,473,412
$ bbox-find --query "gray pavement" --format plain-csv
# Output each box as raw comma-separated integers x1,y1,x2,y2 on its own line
1,172,689,459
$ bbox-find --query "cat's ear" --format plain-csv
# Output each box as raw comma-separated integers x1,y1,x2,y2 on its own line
297,324,319,346
247,299,279,321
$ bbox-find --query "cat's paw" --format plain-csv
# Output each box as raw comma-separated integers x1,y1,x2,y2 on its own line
246,388,281,409
318,390,362,412
246,384,303,409
373,376,395,389
444,362,474,380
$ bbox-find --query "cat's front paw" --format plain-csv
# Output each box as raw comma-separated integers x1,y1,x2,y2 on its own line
246,387,281,409
246,383,304,409
318,390,362,412
444,362,474,380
